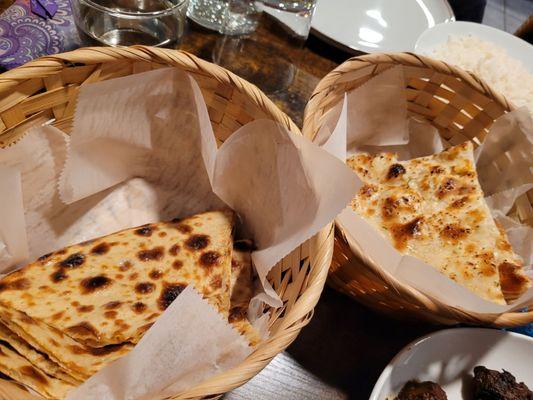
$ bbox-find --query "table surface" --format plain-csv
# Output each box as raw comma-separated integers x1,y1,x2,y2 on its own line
178,20,439,400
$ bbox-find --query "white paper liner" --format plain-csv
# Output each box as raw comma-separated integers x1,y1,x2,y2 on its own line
318,66,533,314
0,166,27,269
0,67,358,397
68,286,252,400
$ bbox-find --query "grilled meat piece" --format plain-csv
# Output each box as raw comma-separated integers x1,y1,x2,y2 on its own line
473,366,533,400
395,380,448,400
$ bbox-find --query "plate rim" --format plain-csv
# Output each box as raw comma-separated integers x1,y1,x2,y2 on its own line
310,0,455,54
369,327,533,400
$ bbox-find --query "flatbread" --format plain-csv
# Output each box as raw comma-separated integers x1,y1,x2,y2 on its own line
0,210,235,347
348,142,530,304
0,341,75,399
229,240,261,346
0,322,80,385
0,303,131,380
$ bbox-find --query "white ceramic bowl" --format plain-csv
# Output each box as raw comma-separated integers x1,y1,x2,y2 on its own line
415,21,533,73
370,328,533,400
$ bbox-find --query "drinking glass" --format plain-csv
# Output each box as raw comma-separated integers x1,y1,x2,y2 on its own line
212,0,317,94
188,0,259,34
73,0,187,47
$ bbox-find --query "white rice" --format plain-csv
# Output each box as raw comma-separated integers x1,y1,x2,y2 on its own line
429,35,533,113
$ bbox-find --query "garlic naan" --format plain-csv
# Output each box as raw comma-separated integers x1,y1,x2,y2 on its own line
348,142,530,304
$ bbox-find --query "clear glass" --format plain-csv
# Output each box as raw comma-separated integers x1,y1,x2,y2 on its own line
72,0,187,47
212,0,317,93
187,0,258,34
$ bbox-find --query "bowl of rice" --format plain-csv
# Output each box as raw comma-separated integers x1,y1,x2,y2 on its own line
415,21,533,113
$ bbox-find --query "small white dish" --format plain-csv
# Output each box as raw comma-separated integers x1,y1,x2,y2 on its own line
370,328,533,400
311,0,454,54
415,21,533,73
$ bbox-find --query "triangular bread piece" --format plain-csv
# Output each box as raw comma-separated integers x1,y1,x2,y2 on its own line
348,142,530,304
0,303,131,380
0,340,75,399
0,210,235,347
0,322,80,385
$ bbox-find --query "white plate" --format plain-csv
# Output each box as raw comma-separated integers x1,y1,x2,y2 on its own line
311,0,454,54
370,328,533,400
415,21,533,73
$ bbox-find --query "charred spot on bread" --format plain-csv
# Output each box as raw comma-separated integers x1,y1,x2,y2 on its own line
134,225,153,237
135,282,155,294
157,283,186,310
91,243,110,255
58,253,85,268
185,235,210,250
80,275,112,294
387,163,406,179
200,251,221,268
137,247,164,262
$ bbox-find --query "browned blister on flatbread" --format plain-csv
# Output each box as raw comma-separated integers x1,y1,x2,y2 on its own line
0,210,235,348
348,142,530,304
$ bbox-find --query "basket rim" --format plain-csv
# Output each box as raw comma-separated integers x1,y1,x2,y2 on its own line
302,51,516,140
0,45,331,398
303,52,533,327
0,46,300,138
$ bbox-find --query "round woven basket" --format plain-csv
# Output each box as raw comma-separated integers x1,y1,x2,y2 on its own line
303,52,533,328
0,46,332,399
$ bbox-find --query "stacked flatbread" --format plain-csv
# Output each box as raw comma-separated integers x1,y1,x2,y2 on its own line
0,210,260,399
348,142,530,304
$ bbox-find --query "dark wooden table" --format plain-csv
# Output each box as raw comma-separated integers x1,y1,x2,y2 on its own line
177,21,440,400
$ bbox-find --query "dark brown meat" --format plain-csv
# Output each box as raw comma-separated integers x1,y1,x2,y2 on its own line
473,366,533,400
395,380,448,400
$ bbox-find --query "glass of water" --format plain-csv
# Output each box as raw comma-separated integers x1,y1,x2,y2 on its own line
212,0,317,93
188,0,259,34
72,0,187,47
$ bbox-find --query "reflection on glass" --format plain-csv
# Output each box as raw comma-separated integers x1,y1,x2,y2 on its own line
213,0,318,94
73,0,187,46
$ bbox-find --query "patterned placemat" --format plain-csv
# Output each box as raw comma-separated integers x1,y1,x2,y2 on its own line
0,0,80,70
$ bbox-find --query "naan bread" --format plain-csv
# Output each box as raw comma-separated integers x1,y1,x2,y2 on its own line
0,209,259,396
0,210,235,347
348,142,530,304
0,323,80,385
229,241,260,346
0,341,75,399
0,303,131,380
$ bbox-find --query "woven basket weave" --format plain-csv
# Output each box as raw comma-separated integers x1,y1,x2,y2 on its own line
0,46,332,399
303,52,533,328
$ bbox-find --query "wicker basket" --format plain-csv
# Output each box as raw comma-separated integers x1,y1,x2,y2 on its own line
0,46,332,399
303,52,533,327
